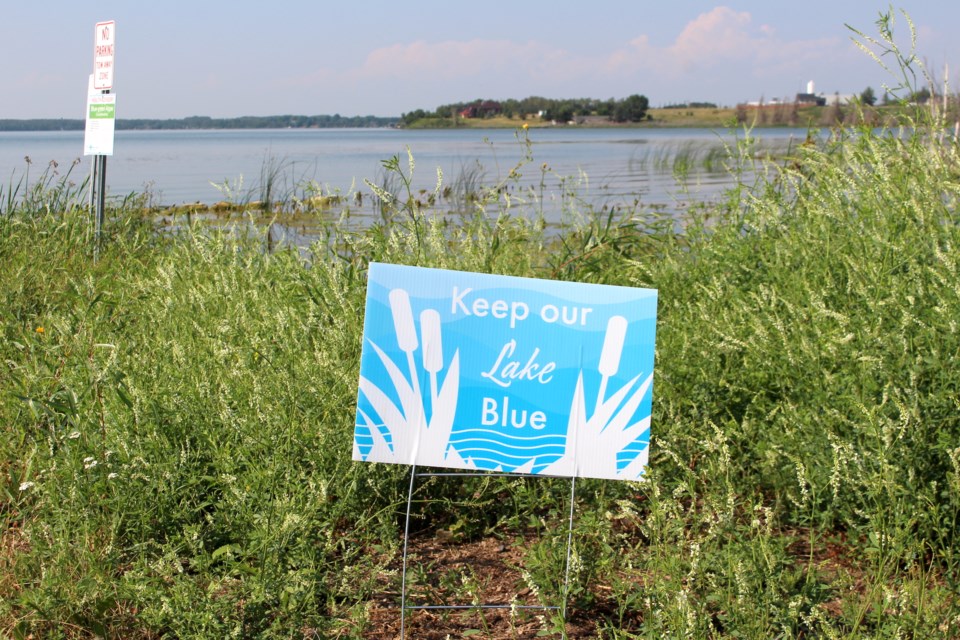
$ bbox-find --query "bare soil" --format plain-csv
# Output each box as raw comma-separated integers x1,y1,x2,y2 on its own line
363,534,604,639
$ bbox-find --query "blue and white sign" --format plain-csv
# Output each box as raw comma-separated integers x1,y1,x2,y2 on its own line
353,263,658,481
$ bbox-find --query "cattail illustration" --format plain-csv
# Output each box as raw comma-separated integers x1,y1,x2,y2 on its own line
597,315,627,409
389,289,421,403
542,313,651,480
420,309,443,410
390,288,418,350
359,287,462,467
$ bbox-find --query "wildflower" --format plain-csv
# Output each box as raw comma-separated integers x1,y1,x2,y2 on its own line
35,326,44,335
107,473,118,480
19,481,35,491
522,123,529,130
83,457,98,470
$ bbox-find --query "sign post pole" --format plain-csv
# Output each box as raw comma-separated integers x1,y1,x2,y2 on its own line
95,154,107,253
398,469,575,638
398,464,416,638
86,20,115,259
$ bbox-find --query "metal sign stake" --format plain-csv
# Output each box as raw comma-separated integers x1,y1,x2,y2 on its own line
93,149,107,260
399,463,417,638
398,468,577,638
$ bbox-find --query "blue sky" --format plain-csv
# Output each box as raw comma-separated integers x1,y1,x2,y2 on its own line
3,2,958,119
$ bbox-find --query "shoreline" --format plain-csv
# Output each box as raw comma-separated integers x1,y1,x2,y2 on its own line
403,104,897,130
1,105,901,133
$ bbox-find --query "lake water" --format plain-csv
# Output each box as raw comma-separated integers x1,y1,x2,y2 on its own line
1,127,807,224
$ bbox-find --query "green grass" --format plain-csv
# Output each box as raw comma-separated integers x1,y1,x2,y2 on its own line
4,36,960,637
3,118,959,639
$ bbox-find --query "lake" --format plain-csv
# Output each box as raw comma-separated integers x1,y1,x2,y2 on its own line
2,127,808,224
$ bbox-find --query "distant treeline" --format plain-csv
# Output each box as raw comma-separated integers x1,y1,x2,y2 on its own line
401,95,650,126
0,114,399,132
662,102,718,109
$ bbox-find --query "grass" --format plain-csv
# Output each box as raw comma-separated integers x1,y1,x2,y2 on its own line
3,16,960,637
3,117,959,639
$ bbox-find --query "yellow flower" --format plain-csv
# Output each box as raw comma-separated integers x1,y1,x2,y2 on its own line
522,123,529,130
35,326,44,334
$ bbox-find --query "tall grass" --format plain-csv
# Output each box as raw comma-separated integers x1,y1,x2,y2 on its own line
3,12,960,638
2,158,88,217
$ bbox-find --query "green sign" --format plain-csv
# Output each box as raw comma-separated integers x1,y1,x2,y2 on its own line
89,103,115,119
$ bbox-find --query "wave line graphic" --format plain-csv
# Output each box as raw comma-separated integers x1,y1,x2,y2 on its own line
450,438,565,455
450,428,566,442
455,447,557,463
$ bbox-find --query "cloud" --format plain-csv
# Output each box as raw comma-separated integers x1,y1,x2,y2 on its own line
355,39,580,81
669,6,761,69
281,5,854,107
607,6,842,78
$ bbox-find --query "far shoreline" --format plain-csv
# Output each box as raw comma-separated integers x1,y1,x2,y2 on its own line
402,104,897,130
0,105,895,133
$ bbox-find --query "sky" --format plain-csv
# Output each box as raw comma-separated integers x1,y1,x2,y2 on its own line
3,2,959,120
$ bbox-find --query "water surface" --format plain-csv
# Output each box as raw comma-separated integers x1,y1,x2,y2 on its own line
2,127,806,224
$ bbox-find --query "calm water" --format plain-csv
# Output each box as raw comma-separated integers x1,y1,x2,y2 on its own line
1,127,806,223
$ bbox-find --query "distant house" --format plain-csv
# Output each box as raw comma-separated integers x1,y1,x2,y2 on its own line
459,100,503,118
795,93,827,106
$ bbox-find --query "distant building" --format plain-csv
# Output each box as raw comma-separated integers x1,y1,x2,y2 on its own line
459,100,503,118
795,93,827,106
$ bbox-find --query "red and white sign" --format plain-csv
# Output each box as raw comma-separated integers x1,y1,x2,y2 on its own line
93,21,116,90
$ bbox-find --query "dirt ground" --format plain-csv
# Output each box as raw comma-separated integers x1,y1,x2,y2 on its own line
362,535,604,639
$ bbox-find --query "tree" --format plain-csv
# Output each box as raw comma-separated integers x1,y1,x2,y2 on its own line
546,103,575,123
909,87,931,104
400,109,429,126
860,86,877,106
612,94,649,122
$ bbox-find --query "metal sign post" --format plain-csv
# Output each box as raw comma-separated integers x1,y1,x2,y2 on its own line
398,468,578,638
93,153,107,256
85,21,115,260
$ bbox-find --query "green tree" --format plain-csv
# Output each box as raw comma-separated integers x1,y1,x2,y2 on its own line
860,86,877,106
612,94,649,122
546,103,575,123
400,109,429,126
909,87,931,104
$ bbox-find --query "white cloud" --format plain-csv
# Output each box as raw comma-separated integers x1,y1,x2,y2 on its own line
607,6,842,77
669,7,761,69
353,38,588,84
282,5,859,107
